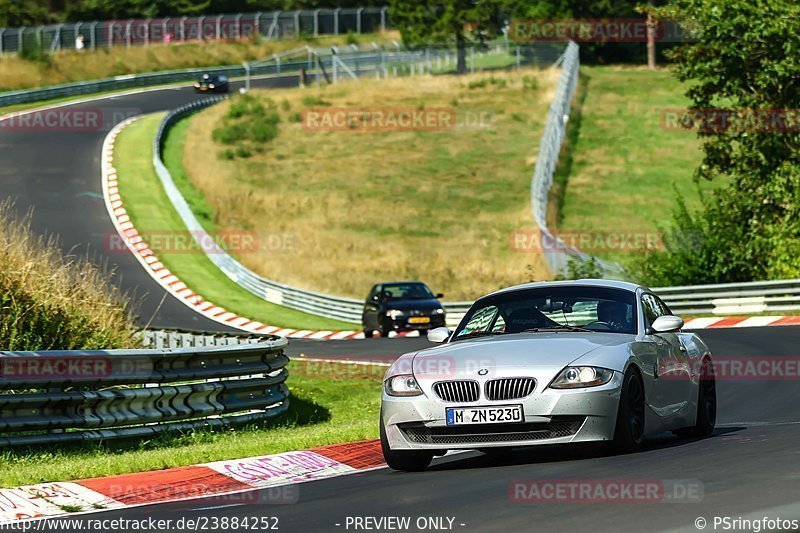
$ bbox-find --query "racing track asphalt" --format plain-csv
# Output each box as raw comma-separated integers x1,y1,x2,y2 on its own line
48,325,800,532
0,76,300,331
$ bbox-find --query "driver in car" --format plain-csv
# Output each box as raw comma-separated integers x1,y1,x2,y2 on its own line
596,301,631,332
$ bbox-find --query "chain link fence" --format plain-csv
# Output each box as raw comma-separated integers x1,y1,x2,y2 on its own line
0,7,389,55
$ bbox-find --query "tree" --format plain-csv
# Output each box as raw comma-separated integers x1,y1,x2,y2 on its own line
637,0,800,285
388,0,506,73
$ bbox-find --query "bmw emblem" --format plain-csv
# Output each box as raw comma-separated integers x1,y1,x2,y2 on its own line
478,368,489,376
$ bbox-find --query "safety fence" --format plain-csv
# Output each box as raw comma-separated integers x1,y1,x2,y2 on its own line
0,337,289,446
0,8,390,55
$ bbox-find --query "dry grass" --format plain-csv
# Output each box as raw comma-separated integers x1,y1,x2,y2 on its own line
0,203,138,350
0,32,397,91
181,68,558,301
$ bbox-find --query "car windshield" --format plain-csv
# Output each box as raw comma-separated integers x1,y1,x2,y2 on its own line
383,283,434,300
453,285,638,339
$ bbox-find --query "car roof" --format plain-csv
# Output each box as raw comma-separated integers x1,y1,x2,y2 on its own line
482,279,650,299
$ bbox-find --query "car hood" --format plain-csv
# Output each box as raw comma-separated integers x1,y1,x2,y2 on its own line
411,332,632,379
383,299,442,311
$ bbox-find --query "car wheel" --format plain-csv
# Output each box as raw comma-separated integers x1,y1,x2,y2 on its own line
363,329,374,338
674,357,716,438
380,422,433,472
379,321,393,338
612,366,645,453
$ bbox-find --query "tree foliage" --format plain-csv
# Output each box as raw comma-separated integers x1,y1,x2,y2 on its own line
389,0,506,73
637,0,800,285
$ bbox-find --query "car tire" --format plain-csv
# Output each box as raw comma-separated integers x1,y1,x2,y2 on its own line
673,357,716,438
612,366,645,453
380,321,393,338
380,422,433,472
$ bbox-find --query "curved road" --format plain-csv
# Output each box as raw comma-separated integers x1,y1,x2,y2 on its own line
0,76,299,331
5,76,800,532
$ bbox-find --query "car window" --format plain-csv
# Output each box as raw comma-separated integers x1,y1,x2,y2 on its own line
382,283,433,300
454,286,638,338
641,293,666,325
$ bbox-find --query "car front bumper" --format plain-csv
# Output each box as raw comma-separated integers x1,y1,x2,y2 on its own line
381,372,623,450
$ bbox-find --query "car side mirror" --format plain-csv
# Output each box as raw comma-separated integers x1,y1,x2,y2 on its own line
435,293,444,299
427,327,451,343
650,315,684,334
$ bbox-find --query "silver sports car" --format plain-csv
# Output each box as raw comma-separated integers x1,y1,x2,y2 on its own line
380,279,716,471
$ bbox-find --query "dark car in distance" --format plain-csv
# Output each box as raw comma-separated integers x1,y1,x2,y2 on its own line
194,73,229,93
362,282,446,338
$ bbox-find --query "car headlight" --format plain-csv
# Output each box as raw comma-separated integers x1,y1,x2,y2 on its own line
194,83,200,88
209,83,215,89
432,308,445,315
549,366,614,389
386,309,405,319
384,374,422,397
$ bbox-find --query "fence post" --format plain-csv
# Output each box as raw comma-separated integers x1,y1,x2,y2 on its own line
144,19,150,46
357,7,364,34
313,9,320,36
0,29,4,55
293,11,301,37
470,46,475,74
91,21,98,50
216,15,222,40
197,16,203,40
181,16,187,41
36,26,43,52
255,12,262,36
235,14,242,39
18,27,24,55
334,8,340,35
125,20,132,48
380,7,387,32
516,45,521,69
74,22,81,51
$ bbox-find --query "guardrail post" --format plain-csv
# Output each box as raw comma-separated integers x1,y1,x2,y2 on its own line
243,61,251,92
357,7,364,34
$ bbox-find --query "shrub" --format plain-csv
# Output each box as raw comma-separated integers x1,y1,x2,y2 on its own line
0,204,138,350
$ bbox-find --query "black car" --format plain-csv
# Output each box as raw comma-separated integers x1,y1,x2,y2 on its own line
194,73,229,93
362,282,446,338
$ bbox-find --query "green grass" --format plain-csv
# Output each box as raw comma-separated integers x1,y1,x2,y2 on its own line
556,66,725,267
0,360,382,488
114,113,358,330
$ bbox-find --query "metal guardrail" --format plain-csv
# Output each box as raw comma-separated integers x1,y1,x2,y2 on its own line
529,42,625,278
0,8,390,55
0,337,289,446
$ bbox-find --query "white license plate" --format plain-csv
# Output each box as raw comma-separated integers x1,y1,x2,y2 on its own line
446,405,524,425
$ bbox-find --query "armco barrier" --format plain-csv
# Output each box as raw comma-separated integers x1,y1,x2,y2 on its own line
0,337,289,446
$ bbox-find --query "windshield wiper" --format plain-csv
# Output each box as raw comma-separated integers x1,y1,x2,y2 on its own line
520,325,595,333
